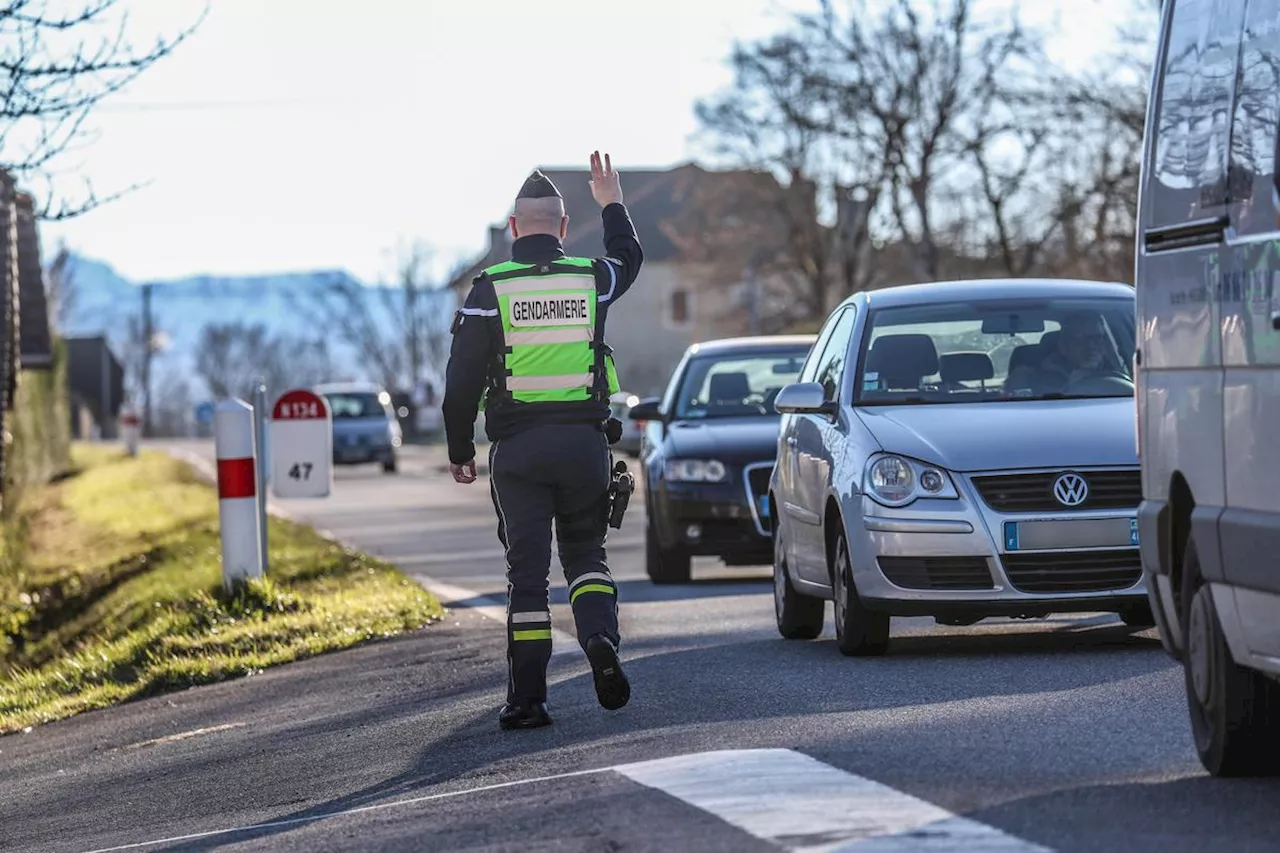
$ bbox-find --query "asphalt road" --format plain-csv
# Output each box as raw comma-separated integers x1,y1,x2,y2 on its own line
3,439,1278,853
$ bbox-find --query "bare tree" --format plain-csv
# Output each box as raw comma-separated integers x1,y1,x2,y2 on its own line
289,242,459,394
0,1,207,220
193,321,332,402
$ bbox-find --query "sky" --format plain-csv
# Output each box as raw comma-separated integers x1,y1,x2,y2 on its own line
36,0,1137,287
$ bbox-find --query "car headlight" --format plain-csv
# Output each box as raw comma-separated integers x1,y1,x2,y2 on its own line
863,454,958,507
665,458,728,483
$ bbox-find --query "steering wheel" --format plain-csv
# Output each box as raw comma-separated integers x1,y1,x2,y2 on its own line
1063,372,1134,395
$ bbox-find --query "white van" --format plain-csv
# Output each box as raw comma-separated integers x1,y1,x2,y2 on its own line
1135,0,1280,776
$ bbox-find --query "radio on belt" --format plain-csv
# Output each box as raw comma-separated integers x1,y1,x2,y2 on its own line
270,388,334,499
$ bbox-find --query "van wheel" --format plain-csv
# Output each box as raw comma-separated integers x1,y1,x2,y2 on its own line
832,530,889,656
774,529,823,640
645,516,690,585
1182,536,1280,776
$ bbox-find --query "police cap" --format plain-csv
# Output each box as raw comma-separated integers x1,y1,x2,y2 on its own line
516,169,562,200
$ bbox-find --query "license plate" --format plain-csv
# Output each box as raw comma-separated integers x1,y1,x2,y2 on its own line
1003,517,1139,551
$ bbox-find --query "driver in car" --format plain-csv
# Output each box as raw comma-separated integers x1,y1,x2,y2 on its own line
1008,311,1121,394
1033,312,1120,393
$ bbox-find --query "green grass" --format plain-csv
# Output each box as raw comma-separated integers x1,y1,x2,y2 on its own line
0,444,443,734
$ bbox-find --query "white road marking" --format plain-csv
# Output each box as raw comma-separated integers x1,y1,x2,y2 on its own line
614,749,1053,852
416,576,580,656
119,723,247,751
77,748,1051,853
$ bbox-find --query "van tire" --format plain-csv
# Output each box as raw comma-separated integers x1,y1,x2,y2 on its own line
1182,536,1280,776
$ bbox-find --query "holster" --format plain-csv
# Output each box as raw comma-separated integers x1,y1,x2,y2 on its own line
607,459,634,530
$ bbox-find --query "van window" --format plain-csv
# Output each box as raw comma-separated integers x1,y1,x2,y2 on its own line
1145,0,1247,229
1226,2,1280,236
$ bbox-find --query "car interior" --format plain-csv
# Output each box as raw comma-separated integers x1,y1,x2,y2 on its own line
856,310,1134,403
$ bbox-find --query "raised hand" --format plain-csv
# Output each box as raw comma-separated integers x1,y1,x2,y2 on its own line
589,150,623,207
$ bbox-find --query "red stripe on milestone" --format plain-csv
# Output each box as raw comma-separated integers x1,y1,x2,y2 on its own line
217,457,257,500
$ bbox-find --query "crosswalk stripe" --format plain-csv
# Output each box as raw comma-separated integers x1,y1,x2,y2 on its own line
613,749,1052,852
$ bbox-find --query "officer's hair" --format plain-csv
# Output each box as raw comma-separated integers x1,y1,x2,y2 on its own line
512,197,566,230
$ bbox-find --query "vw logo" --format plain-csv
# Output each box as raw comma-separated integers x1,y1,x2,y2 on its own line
1053,472,1089,507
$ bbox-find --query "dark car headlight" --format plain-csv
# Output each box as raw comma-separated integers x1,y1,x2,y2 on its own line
665,458,728,483
864,454,958,507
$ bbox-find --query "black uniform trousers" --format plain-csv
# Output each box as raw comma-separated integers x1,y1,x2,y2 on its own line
488,422,620,704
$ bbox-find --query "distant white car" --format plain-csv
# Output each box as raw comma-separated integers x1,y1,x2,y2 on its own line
609,391,643,458
313,381,402,474
770,278,1145,655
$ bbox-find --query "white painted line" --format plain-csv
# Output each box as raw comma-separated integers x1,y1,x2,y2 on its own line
613,749,1053,853
75,765,613,853
416,576,579,656
78,748,1051,853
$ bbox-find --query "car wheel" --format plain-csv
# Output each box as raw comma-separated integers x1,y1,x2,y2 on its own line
382,456,398,474
1118,601,1155,628
645,515,691,584
1182,535,1280,776
774,527,824,640
832,530,889,657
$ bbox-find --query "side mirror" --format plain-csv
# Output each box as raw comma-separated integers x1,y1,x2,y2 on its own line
628,397,663,422
774,382,836,416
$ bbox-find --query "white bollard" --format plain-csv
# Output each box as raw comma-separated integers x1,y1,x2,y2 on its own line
214,398,264,589
120,407,140,457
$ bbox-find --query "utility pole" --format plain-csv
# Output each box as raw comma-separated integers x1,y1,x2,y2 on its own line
141,282,153,438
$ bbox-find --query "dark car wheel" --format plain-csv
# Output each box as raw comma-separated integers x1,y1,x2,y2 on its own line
832,530,889,657
1118,601,1155,628
774,526,823,640
1182,535,1280,776
645,514,691,585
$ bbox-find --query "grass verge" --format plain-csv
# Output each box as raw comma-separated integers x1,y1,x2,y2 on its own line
0,444,443,734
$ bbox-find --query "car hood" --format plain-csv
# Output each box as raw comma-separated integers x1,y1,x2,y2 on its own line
665,417,782,464
853,398,1137,472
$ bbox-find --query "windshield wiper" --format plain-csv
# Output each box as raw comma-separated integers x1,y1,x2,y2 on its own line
855,396,933,406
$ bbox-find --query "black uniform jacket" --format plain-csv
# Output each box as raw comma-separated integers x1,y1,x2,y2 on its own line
442,202,644,465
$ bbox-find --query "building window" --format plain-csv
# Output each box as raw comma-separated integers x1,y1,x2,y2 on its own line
669,288,690,325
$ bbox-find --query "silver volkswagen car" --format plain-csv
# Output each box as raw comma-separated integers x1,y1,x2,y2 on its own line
768,278,1147,655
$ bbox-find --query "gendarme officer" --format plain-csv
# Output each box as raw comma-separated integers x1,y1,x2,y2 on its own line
442,151,644,730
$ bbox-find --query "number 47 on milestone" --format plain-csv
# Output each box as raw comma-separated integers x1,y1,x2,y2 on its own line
270,388,333,499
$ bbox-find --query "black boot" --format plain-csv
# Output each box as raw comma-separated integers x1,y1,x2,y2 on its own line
585,634,630,710
499,698,552,730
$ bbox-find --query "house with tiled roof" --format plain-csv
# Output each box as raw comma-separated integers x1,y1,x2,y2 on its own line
448,162,790,396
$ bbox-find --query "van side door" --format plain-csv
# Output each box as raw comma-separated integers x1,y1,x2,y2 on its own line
1218,0,1280,659
1136,0,1245,620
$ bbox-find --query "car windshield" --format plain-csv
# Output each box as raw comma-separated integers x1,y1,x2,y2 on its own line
324,392,387,419
674,348,810,419
854,296,1136,405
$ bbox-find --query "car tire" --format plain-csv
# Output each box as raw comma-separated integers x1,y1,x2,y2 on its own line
832,530,889,657
382,457,398,474
774,528,823,640
1182,535,1280,776
645,515,691,584
1118,601,1156,628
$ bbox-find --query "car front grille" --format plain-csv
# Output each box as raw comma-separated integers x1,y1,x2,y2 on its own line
743,464,774,534
877,556,995,590
971,469,1141,513
1000,549,1142,593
